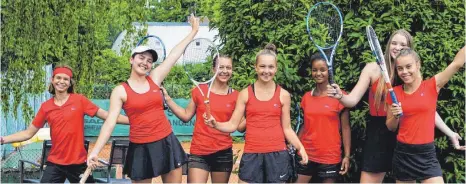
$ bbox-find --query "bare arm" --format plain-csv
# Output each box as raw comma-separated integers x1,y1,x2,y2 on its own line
87,85,125,169
434,46,465,91
340,108,351,174
2,124,40,144
280,89,308,165
328,62,376,107
237,118,246,133
150,15,200,86
205,88,248,133
435,112,466,150
161,87,196,122
386,103,402,131
95,108,129,124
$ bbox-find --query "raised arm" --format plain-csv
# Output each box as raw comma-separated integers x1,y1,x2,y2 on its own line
280,89,308,165
328,62,375,108
161,87,196,122
340,108,351,175
434,46,465,91
150,15,200,86
87,85,125,169
205,88,248,133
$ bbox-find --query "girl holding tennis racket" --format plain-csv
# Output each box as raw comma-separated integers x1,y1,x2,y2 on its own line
0,65,128,183
327,29,464,183
87,15,199,183
204,43,308,183
295,53,351,183
387,46,464,183
160,54,238,183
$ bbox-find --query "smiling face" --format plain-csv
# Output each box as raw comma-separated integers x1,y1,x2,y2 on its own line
311,59,329,84
395,54,421,84
51,73,71,94
214,57,233,83
389,33,409,59
130,52,154,75
255,55,277,83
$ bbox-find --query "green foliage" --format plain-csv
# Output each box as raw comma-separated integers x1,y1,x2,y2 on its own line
1,1,149,121
210,0,464,182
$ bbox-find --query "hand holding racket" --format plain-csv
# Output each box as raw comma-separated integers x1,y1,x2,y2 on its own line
306,2,344,84
136,35,169,110
366,25,402,116
182,38,220,119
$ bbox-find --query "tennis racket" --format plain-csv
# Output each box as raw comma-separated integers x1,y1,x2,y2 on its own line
306,2,344,84
136,35,169,110
12,128,51,148
366,25,402,116
182,38,220,119
79,167,92,184
287,104,303,182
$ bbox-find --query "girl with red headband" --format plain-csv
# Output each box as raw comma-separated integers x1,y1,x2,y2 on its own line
0,65,129,183
87,15,200,183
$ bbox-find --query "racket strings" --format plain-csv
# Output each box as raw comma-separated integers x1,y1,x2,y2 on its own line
183,39,218,83
308,6,342,47
141,37,166,63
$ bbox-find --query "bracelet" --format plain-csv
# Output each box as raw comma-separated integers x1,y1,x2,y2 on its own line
337,93,344,100
344,155,350,159
0,137,4,145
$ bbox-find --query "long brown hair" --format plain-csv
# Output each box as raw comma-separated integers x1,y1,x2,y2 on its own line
373,29,414,109
48,64,76,95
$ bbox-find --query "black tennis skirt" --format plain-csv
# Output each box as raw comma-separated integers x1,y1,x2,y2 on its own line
123,132,188,181
362,116,397,173
392,141,442,181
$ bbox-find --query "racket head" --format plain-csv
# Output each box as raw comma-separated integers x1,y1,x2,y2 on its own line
137,35,167,66
182,38,220,85
306,2,344,49
366,26,386,68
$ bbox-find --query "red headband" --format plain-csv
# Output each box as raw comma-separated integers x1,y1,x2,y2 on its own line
53,67,73,78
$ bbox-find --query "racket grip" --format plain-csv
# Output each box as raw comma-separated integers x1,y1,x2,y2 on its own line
79,167,92,184
204,99,211,119
389,90,403,117
328,68,335,84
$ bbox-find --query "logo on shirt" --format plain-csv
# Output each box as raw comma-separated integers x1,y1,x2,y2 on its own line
226,103,231,108
324,105,330,108
274,104,279,108
153,90,158,93
71,107,76,111
420,93,424,97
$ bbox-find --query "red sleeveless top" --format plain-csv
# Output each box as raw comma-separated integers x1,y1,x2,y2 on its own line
122,76,172,143
368,77,387,116
190,84,238,155
244,85,286,153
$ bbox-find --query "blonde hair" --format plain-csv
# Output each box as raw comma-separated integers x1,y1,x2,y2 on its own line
373,29,414,110
48,64,76,95
255,43,277,64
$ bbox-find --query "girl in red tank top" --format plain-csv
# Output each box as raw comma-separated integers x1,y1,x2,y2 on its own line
87,15,200,183
295,53,351,183
204,43,308,183
160,55,238,183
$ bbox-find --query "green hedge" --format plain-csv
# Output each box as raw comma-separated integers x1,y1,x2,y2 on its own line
208,0,464,182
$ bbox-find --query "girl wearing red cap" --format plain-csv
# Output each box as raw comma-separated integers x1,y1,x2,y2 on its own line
0,65,128,183
205,43,309,183
87,15,200,183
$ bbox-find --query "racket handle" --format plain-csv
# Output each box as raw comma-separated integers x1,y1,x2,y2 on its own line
328,68,335,84
389,90,403,117
160,83,168,110
79,167,92,184
204,98,211,119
